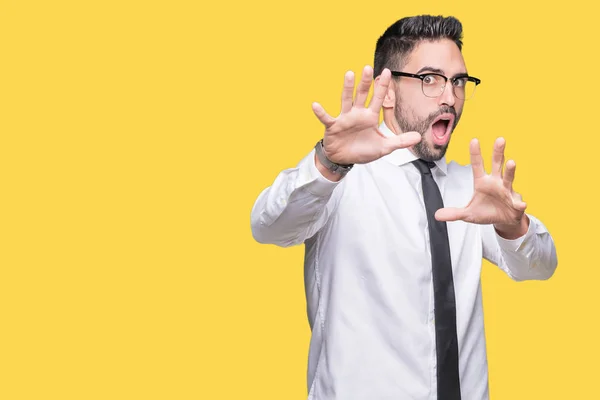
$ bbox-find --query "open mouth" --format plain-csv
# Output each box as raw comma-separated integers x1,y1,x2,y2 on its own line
430,114,454,145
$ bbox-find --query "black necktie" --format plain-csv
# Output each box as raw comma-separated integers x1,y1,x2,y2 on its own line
412,159,461,400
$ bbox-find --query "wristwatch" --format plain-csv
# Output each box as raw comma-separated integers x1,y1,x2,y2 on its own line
314,139,354,176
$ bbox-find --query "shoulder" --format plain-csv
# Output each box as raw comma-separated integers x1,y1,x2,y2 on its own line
446,160,474,188
447,160,472,176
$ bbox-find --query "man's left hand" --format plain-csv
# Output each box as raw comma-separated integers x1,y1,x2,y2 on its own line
435,137,529,240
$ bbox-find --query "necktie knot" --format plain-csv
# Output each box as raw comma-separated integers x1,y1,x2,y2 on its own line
412,159,436,175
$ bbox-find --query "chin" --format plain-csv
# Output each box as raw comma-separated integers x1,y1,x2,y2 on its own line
413,135,450,162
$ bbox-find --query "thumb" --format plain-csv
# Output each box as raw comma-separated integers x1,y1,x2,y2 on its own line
312,102,335,128
435,207,467,222
382,131,422,154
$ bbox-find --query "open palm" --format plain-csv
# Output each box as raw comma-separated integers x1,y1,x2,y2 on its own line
312,66,421,165
435,138,527,227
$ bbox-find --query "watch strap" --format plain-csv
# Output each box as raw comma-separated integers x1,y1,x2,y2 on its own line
314,139,354,175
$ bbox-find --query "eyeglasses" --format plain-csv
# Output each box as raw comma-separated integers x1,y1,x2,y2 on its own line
390,71,481,100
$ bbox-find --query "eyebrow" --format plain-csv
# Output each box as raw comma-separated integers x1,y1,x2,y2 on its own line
416,66,469,79
416,66,445,75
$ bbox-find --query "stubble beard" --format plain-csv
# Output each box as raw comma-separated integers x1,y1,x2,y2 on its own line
394,99,461,162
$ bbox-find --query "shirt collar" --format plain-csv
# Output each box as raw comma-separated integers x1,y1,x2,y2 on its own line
379,121,448,175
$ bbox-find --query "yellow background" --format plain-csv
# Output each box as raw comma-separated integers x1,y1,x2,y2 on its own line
0,0,595,399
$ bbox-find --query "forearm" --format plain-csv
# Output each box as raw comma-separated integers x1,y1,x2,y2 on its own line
250,150,342,247
484,215,558,281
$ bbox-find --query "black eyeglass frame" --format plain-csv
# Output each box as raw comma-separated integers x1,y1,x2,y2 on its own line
390,71,481,99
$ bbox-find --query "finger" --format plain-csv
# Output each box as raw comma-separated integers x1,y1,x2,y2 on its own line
312,102,335,128
435,207,468,222
470,138,486,179
512,192,527,211
513,191,523,202
381,131,421,154
514,201,528,212
354,65,373,108
491,137,505,178
369,68,392,112
503,159,516,190
341,71,355,114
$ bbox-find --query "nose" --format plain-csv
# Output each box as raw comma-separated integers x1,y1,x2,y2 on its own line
438,81,455,107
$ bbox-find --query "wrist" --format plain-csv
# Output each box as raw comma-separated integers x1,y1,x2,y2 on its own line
315,153,344,182
314,139,353,180
494,214,529,240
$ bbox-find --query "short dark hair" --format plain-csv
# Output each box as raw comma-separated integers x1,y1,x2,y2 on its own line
374,15,464,77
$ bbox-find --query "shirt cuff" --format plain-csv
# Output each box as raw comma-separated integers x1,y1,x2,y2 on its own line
297,148,341,197
494,213,536,252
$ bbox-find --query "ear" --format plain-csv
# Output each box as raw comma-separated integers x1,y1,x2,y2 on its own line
375,75,397,109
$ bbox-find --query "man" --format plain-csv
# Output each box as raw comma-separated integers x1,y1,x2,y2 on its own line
250,15,557,400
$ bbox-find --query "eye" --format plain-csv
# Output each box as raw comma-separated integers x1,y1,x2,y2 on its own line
453,77,467,87
422,75,438,85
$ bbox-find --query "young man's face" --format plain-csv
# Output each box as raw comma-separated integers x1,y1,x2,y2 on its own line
393,39,469,161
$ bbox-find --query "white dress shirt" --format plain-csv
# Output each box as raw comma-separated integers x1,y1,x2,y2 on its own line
250,122,558,400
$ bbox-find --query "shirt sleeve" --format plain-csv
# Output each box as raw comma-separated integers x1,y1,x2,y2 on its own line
481,214,558,281
250,149,344,247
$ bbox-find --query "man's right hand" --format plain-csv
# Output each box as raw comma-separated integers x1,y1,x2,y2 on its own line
312,66,422,168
